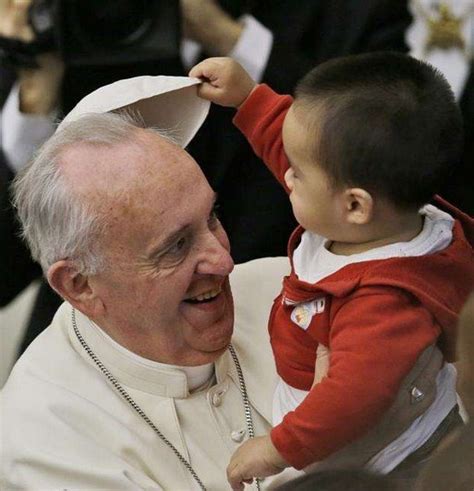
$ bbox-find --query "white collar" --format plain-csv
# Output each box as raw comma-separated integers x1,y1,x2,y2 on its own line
67,305,229,398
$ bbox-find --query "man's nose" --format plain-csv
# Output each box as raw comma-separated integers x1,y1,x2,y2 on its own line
196,232,234,276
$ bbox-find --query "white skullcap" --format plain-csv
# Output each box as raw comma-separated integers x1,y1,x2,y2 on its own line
57,76,209,148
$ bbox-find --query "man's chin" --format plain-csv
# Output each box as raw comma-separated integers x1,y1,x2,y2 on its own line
200,317,234,351
179,279,234,360
206,341,232,359
182,334,233,366
185,311,234,362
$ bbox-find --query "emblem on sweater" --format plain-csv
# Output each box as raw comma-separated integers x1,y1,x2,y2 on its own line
290,297,326,330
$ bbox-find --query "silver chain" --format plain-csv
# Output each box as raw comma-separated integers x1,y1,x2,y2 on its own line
72,308,261,491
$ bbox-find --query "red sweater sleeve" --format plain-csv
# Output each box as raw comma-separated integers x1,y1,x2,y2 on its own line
270,287,440,469
233,84,293,191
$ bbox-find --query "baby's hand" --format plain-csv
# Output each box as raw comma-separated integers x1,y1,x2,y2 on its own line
226,435,288,491
189,57,257,108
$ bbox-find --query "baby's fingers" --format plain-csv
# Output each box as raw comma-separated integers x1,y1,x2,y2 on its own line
227,462,252,491
189,57,230,83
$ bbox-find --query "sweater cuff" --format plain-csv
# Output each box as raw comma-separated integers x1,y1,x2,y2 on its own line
271,423,316,470
233,84,292,137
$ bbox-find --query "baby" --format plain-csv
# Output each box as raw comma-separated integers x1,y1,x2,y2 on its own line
190,53,474,489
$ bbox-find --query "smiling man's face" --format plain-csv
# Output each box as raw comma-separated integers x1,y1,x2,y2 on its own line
66,129,235,365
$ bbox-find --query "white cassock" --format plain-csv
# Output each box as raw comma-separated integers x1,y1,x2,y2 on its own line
1,256,306,489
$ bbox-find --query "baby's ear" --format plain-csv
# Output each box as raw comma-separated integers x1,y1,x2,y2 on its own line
342,188,373,225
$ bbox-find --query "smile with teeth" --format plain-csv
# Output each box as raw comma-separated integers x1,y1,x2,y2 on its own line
185,287,222,303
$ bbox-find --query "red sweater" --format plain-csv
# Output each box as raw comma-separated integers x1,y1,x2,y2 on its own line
234,84,474,469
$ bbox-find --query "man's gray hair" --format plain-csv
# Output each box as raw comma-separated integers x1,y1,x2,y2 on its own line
12,111,172,276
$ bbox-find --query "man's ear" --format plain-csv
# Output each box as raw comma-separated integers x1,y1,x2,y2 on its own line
342,188,374,225
47,260,105,318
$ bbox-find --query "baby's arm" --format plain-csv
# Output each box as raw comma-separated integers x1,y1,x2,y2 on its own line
226,339,442,489
190,57,293,189
272,288,441,470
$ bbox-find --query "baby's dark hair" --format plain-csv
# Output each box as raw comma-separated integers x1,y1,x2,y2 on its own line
294,52,463,209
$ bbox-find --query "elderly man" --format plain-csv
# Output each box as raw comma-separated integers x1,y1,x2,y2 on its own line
0,78,442,489
1,108,279,490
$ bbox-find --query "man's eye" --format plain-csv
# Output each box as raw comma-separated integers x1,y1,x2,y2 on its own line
168,237,188,255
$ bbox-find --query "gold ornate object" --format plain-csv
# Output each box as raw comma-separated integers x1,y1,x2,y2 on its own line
426,2,465,51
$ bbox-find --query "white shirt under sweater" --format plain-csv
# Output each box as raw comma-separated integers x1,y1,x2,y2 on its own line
273,205,458,473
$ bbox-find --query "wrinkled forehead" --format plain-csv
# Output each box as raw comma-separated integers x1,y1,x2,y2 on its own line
59,128,200,196
60,128,211,253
